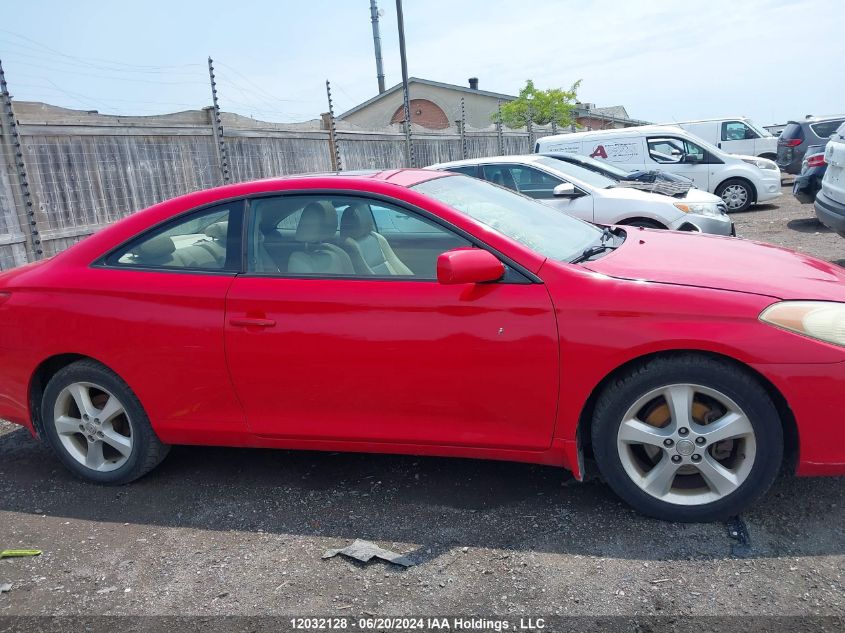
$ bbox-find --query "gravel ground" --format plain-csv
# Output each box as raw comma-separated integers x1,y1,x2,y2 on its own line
0,185,843,623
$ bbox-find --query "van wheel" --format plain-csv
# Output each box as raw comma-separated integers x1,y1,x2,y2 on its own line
715,179,754,212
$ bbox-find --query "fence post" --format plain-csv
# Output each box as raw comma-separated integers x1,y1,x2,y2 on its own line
496,100,504,156
551,103,558,136
325,80,342,171
207,57,231,184
0,58,41,262
526,107,534,153
459,97,467,159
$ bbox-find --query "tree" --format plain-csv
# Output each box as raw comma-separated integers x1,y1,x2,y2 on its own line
497,79,582,129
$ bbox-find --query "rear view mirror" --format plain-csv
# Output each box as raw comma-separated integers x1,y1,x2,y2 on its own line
553,182,578,197
437,249,505,285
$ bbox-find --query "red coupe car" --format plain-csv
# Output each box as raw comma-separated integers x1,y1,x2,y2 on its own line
1,169,843,522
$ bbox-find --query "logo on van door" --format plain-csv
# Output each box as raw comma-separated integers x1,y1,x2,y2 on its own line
589,142,638,162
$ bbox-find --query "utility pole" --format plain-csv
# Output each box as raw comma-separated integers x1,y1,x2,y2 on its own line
207,57,231,184
395,0,414,167
0,58,41,262
325,80,342,171
369,0,386,94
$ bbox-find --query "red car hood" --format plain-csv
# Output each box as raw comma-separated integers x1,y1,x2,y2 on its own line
583,229,845,301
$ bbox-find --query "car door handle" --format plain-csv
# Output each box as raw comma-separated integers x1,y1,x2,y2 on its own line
229,317,276,328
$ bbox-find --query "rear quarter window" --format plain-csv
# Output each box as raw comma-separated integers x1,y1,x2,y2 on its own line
810,120,845,140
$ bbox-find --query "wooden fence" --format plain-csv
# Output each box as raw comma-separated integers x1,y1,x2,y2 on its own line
0,101,553,269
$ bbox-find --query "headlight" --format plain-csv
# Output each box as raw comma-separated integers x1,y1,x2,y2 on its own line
674,202,723,217
759,301,845,347
741,158,777,171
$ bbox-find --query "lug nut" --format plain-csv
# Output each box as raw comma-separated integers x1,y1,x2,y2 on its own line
663,438,674,447
678,427,689,436
691,454,702,462
83,414,89,421
695,437,706,445
671,455,682,463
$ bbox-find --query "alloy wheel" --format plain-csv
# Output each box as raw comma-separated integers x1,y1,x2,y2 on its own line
616,384,756,506
52,381,134,472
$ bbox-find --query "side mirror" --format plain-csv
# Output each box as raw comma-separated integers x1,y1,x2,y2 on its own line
553,182,578,197
437,249,505,285
682,153,702,163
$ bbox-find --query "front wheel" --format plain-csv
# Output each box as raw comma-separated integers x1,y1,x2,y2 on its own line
591,355,782,522
715,178,754,212
41,360,170,484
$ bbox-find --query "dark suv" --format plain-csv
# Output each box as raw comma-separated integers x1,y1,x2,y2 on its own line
778,116,845,175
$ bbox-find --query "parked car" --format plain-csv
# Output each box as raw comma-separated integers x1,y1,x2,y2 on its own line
539,151,699,198
674,117,778,160
535,125,782,212
792,143,827,204
2,170,844,523
777,115,845,175
815,122,845,237
429,155,733,235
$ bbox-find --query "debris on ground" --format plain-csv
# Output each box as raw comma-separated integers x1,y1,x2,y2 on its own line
322,540,415,567
0,583,11,594
0,549,41,559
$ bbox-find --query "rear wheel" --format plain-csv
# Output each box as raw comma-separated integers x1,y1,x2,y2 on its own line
591,355,782,522
41,360,169,484
715,178,754,212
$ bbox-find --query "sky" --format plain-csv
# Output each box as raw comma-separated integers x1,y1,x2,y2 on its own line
1,0,843,127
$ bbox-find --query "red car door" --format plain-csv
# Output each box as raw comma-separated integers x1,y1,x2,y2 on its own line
224,194,559,450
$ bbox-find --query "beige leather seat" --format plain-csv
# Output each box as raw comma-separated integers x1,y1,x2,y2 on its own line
339,204,413,276
131,235,220,269
288,202,354,275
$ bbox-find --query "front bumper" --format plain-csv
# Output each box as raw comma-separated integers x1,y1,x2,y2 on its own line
814,190,845,236
669,212,734,236
756,176,783,203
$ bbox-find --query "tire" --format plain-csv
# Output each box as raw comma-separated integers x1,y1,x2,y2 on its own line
621,218,665,229
40,360,170,484
715,178,754,212
591,354,783,522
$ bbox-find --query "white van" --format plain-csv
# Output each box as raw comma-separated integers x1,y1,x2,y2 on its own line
673,117,778,159
535,125,782,211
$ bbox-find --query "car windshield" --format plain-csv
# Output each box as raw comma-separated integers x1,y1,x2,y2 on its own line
532,156,617,189
412,174,603,262
746,120,773,138
546,153,631,180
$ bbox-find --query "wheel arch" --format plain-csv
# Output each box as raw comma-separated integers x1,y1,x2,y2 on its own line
28,353,112,438
576,349,798,478
617,217,668,229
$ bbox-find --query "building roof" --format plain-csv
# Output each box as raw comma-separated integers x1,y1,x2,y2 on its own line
339,77,516,119
587,105,629,120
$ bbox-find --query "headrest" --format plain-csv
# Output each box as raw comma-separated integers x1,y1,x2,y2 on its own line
340,203,375,240
135,235,175,260
204,221,228,240
295,202,338,242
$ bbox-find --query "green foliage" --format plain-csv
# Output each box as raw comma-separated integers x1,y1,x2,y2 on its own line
497,79,582,129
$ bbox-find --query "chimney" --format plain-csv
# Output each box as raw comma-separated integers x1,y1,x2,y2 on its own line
468,77,478,90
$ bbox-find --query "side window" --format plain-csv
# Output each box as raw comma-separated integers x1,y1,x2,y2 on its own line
444,165,479,177
809,120,845,139
722,121,757,141
106,202,240,271
647,138,684,163
248,195,470,279
508,165,564,199
480,164,519,191
681,138,707,161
